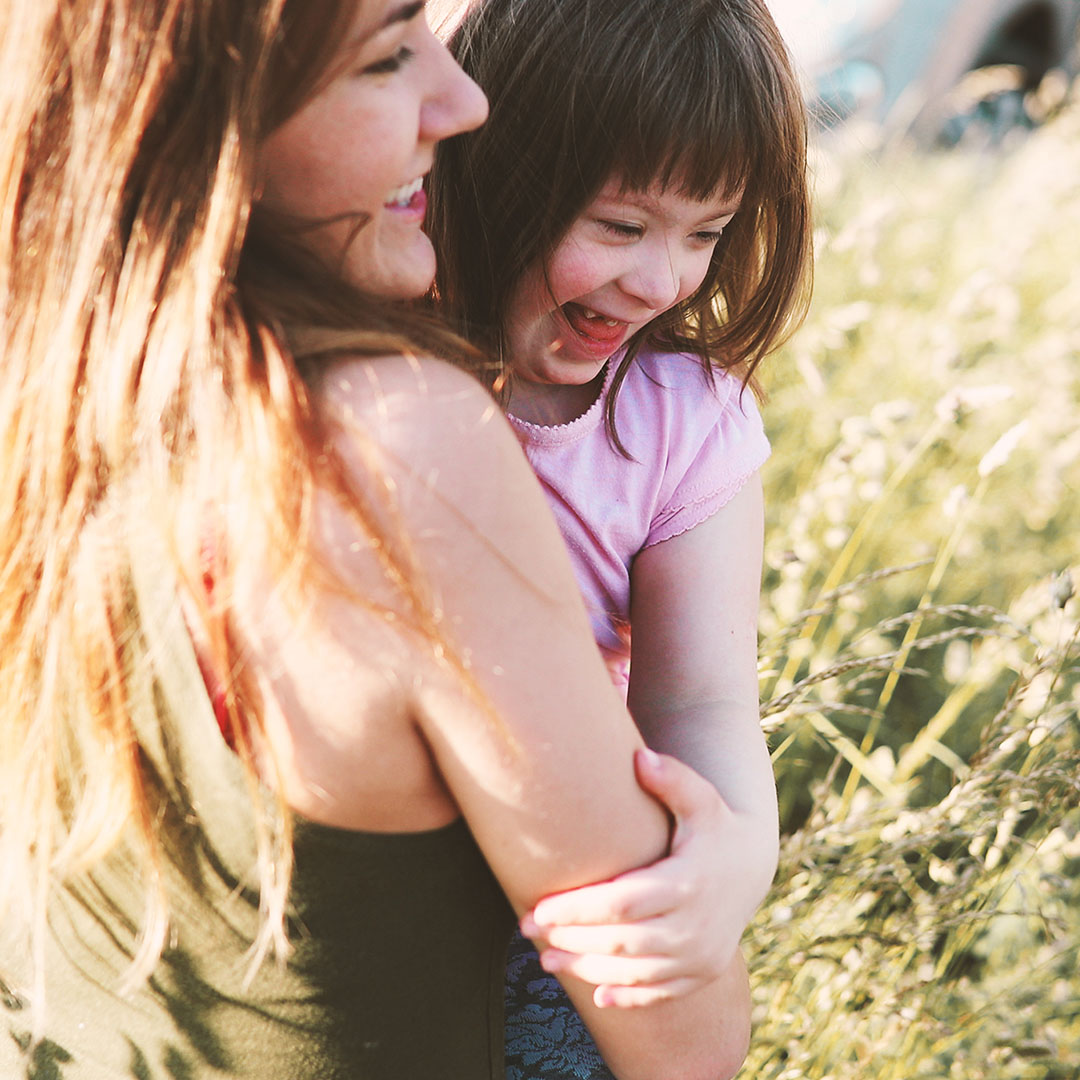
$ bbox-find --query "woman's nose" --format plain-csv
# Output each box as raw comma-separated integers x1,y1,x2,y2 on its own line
421,35,489,143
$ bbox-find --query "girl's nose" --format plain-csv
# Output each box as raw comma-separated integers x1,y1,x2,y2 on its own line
619,244,682,313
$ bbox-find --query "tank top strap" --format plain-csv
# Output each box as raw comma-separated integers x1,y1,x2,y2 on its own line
124,511,260,884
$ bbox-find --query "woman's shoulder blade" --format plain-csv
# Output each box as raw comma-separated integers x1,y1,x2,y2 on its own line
317,354,509,464
320,353,493,413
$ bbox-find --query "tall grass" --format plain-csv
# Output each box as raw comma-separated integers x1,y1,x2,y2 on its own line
746,88,1080,1078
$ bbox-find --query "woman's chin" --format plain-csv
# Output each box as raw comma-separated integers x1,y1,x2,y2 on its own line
345,229,438,301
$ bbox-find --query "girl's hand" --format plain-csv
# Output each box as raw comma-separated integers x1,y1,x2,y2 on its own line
519,748,764,1008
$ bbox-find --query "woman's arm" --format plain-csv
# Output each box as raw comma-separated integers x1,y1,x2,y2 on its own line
524,478,779,1004
272,356,750,1080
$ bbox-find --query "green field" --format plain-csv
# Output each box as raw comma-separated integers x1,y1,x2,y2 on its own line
745,93,1080,1078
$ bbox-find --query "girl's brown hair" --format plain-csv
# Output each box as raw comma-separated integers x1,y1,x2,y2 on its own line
429,0,813,452
0,0,469,1012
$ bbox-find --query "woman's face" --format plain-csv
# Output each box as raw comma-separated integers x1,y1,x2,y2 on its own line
504,177,741,389
258,1,488,299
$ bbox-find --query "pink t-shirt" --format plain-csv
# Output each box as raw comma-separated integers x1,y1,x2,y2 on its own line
508,349,770,686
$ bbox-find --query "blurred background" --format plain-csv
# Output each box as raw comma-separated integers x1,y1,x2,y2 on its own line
744,2,1080,1077
771,0,1079,142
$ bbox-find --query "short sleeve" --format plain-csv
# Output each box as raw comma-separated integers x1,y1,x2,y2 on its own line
644,375,770,549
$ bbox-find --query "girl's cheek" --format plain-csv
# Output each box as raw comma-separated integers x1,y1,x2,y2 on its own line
682,253,714,300
556,244,620,294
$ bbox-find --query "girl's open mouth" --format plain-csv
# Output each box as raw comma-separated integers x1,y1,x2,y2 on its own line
561,302,627,346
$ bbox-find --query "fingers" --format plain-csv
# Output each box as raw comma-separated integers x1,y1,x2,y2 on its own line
537,947,691,990
634,748,729,822
593,977,703,1008
530,917,693,960
526,866,684,932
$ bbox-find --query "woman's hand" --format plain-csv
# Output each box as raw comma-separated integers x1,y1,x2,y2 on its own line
519,748,768,1008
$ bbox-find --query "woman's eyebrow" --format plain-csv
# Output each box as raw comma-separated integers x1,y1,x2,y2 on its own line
381,0,425,28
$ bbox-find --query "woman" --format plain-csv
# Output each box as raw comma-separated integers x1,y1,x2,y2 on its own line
0,2,749,1079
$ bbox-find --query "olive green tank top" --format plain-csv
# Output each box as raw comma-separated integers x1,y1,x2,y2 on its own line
1,527,515,1079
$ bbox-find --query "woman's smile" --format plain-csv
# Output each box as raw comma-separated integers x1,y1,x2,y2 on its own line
257,0,486,299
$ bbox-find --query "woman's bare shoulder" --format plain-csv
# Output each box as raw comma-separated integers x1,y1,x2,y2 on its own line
318,354,500,443
316,353,528,528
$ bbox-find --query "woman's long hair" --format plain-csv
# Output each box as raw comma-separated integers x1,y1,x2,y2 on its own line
0,0,468,1014
429,0,813,453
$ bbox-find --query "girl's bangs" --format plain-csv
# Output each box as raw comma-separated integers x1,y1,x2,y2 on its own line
602,19,784,207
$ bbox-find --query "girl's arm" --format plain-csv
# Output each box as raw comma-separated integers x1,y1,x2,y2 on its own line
251,356,750,1080
524,478,779,1005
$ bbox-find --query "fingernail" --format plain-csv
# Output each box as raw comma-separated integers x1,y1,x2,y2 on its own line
519,914,538,938
539,951,561,973
531,908,555,931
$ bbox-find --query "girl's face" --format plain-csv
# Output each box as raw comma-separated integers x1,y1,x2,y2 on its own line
258,0,488,299
504,177,740,389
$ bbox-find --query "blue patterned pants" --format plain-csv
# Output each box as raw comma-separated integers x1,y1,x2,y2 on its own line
504,929,616,1080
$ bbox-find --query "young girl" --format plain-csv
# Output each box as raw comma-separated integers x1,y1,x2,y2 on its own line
0,2,751,1078
429,0,812,1075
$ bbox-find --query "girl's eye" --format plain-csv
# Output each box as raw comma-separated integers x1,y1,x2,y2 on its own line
360,46,415,76
598,220,642,239
693,228,726,245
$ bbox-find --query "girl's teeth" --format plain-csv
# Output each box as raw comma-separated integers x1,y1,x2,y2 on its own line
581,307,620,327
